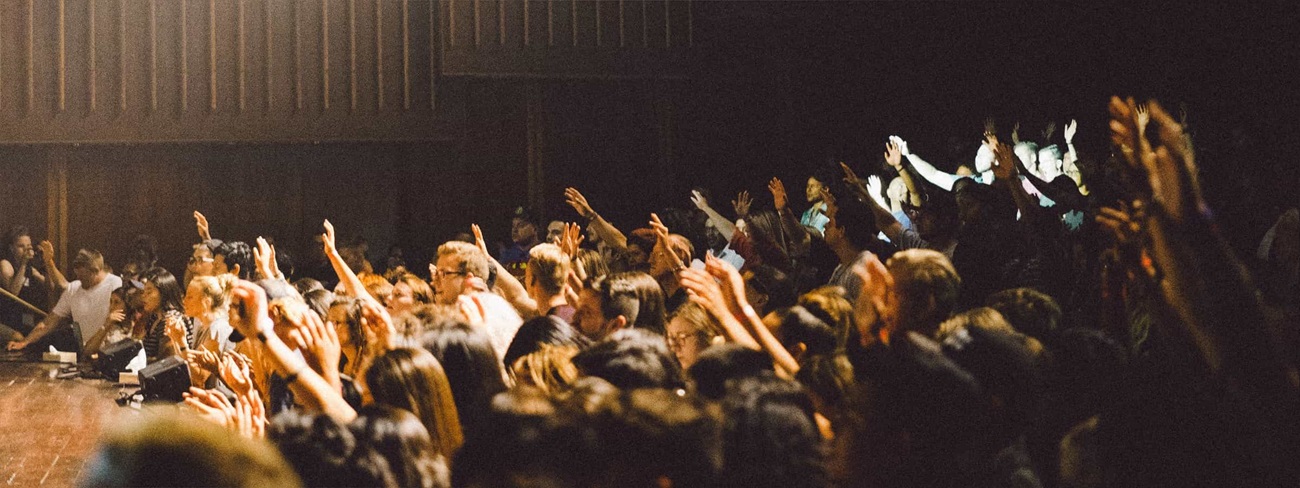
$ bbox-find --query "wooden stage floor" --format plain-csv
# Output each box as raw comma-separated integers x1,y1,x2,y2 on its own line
0,359,138,486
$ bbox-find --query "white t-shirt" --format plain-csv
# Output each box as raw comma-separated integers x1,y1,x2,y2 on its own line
51,274,122,343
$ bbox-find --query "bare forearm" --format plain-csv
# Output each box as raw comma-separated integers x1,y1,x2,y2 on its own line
44,260,68,291
701,207,737,242
905,154,958,192
490,258,539,318
740,305,800,378
326,250,374,303
589,215,628,252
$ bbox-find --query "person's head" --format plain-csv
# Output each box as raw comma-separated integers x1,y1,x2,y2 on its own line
583,389,723,487
885,249,961,340
1038,144,1064,179
764,306,838,362
140,268,184,315
886,177,909,208
3,225,33,262
388,273,432,317
797,286,855,349
269,410,397,487
356,272,394,306
572,328,685,390
823,197,879,256
418,320,508,438
743,265,797,316
511,344,582,394
910,198,959,242
687,343,775,401
665,301,722,370
572,248,609,284
720,374,828,488
939,322,1045,447
954,179,1012,227
1014,141,1039,171
525,243,571,302
794,353,855,420
328,297,368,354
184,274,234,319
574,271,666,340
545,220,566,244
986,288,1062,341
350,404,450,488
805,176,827,203
215,241,253,279
83,411,301,487
71,249,108,285
432,241,489,304
503,315,590,368
187,240,222,279
363,348,464,458
302,288,335,321
648,234,693,280
511,214,540,246
293,277,325,296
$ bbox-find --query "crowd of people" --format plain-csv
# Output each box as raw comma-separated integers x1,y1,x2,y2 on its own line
2,96,1297,487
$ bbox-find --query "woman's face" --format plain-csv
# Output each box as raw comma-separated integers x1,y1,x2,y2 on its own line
141,283,162,314
666,316,704,370
389,281,415,315
329,304,353,348
10,235,34,261
183,281,206,318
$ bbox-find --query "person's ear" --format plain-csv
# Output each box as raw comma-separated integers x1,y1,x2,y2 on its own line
228,263,240,277
603,315,628,337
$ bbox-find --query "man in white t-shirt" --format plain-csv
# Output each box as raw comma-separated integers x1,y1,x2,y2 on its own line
6,249,122,352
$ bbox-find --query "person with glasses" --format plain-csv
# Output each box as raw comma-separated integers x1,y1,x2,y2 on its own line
431,240,522,361
665,301,722,370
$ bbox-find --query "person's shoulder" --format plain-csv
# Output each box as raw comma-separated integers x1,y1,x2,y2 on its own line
104,274,123,287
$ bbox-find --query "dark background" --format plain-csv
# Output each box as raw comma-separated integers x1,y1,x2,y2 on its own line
1,2,1293,276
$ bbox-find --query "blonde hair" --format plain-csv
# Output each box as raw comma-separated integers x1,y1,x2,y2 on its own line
510,344,580,395
668,301,722,348
527,243,571,295
435,241,489,279
190,274,236,313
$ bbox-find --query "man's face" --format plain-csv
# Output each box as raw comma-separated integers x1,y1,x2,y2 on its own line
10,236,33,261
546,221,566,244
511,218,538,245
183,280,205,317
703,220,726,249
432,254,468,305
806,177,825,203
188,246,216,277
73,265,98,286
574,288,610,339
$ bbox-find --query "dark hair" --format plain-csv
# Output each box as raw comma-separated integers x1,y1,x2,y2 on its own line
216,241,254,280
503,315,590,368
418,320,507,441
571,328,684,390
303,288,335,321
583,389,723,487
746,265,797,314
833,196,882,252
769,306,838,358
590,271,667,335
573,248,609,285
687,343,775,401
794,353,855,417
986,288,1063,341
329,296,368,353
294,277,325,296
940,324,1044,447
269,410,398,487
364,348,464,458
351,404,451,488
127,234,159,271
142,268,184,313
2,225,29,261
721,374,828,488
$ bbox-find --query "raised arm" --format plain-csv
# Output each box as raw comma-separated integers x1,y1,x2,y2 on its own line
859,150,905,243
690,190,737,242
894,135,961,192
39,240,67,292
886,137,925,207
565,187,628,252
472,224,537,318
321,220,375,303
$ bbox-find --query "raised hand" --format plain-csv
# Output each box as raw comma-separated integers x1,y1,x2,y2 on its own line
851,253,895,344
889,135,910,156
471,224,490,257
1135,103,1150,139
689,190,711,211
229,279,272,340
987,134,1019,182
679,267,731,320
164,315,189,352
38,240,54,263
232,390,267,439
1011,122,1022,144
560,223,584,257
702,254,749,317
218,354,254,397
359,298,397,351
1096,201,1143,248
731,191,752,218
322,220,338,255
183,387,235,429
1109,97,1202,223
186,348,221,374
287,307,342,380
649,213,682,271
983,116,996,135
866,175,886,206
1064,119,1078,145
253,237,277,280
767,177,788,211
564,188,597,220
1042,121,1057,141
194,211,212,241
884,140,903,169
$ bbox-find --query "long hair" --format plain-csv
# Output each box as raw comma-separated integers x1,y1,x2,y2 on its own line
364,348,464,459
143,268,185,313
418,321,507,441
352,404,450,488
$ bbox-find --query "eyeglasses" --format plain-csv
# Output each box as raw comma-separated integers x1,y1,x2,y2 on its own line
665,331,694,349
433,268,467,279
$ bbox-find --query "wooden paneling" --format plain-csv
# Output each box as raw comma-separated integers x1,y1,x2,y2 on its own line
0,0,452,144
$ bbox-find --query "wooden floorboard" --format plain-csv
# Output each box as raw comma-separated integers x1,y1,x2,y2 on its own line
0,361,135,486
